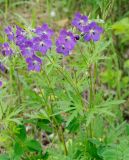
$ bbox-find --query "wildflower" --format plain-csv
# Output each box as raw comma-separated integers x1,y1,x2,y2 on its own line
83,22,103,41
16,26,26,38
58,30,76,48
1,42,13,56
50,10,56,17
19,39,34,58
15,26,27,46
35,23,54,38
0,62,6,73
33,35,52,54
5,26,14,41
56,29,76,56
72,12,88,32
0,81,2,88
56,38,70,56
26,55,42,72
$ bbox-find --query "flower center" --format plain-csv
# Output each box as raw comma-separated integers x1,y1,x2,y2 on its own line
27,47,31,51
65,36,71,41
9,31,13,35
43,31,47,35
33,60,38,65
40,41,45,47
79,19,84,25
62,45,65,49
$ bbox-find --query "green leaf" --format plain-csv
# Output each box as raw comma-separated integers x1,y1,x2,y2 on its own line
96,100,125,108
14,142,24,158
37,119,52,133
112,18,129,34
87,139,102,159
16,125,27,141
26,139,42,152
124,60,129,69
66,111,78,127
67,117,80,133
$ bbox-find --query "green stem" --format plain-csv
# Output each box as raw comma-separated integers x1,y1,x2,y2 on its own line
89,65,93,108
79,46,94,137
42,67,68,155
16,70,22,105
60,125,68,155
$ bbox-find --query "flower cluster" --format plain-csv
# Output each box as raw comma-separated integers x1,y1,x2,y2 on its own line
0,13,103,72
56,29,77,56
1,23,54,72
72,12,103,42
55,13,103,55
15,24,53,71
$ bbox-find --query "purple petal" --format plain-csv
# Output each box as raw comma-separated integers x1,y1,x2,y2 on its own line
92,33,100,41
0,81,2,87
84,33,91,41
34,65,41,72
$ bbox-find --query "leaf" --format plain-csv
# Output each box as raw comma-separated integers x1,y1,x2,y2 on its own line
26,139,42,152
37,119,52,133
112,18,129,34
87,139,102,159
66,111,78,127
96,100,125,108
66,117,80,133
14,142,24,158
124,60,129,69
16,125,27,141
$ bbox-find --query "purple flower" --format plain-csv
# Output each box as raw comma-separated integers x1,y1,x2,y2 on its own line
35,23,54,38
16,26,26,38
1,42,13,56
83,22,103,42
0,81,2,88
26,55,42,72
56,39,70,56
72,12,88,32
19,39,34,58
5,26,14,41
0,62,6,73
15,26,27,46
56,29,76,56
58,30,76,49
33,35,52,54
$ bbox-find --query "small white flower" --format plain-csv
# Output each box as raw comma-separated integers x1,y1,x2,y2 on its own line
50,10,56,17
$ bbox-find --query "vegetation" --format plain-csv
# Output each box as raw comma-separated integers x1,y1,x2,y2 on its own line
0,0,129,159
